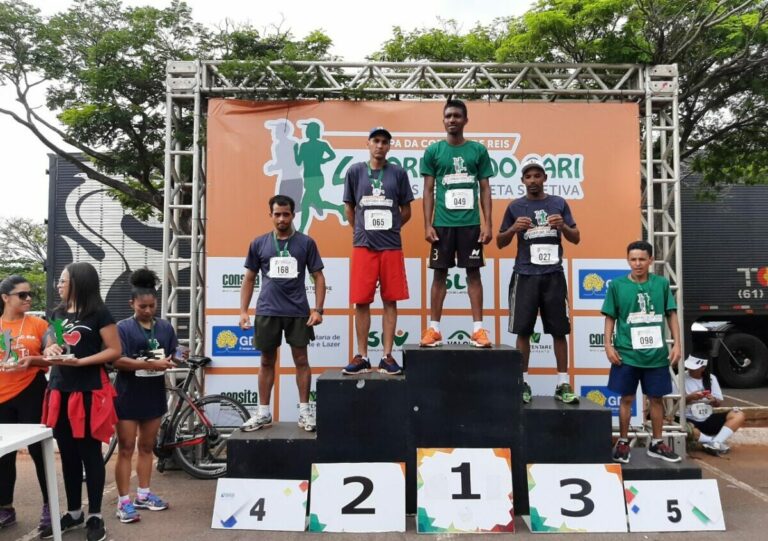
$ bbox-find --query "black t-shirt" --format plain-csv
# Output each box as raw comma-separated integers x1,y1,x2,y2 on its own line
48,305,116,392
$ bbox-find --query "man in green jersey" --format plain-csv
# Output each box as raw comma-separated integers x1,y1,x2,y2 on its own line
602,240,682,463
419,99,494,348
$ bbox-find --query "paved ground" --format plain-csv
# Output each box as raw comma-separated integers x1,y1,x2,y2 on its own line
4,442,768,541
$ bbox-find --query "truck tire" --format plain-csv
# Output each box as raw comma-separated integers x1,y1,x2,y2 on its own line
716,333,768,388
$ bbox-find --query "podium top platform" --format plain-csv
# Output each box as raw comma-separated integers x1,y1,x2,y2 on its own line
402,344,517,352
317,371,405,382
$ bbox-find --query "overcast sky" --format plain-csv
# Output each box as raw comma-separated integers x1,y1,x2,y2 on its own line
0,0,532,222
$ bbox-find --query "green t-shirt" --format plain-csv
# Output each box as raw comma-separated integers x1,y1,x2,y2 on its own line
420,140,494,227
601,274,677,368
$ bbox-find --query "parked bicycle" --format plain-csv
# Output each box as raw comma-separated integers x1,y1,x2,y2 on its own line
103,355,249,479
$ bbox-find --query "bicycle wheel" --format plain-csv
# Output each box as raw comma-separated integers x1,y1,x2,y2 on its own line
169,394,250,479
102,434,118,464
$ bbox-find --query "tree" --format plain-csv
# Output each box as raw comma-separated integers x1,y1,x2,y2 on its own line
372,1,768,186
0,0,335,219
0,218,47,310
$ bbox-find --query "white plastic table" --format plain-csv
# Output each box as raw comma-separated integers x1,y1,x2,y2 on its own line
0,424,61,541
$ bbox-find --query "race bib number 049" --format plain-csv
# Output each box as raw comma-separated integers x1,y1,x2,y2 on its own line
445,189,474,210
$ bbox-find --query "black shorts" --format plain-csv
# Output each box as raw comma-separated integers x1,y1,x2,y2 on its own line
254,315,315,352
508,271,570,336
689,412,728,436
429,225,484,269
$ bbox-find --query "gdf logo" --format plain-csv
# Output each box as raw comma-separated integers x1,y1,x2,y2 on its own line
367,329,410,348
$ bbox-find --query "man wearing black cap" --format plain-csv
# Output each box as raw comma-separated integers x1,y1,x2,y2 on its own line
497,156,580,405
341,127,414,375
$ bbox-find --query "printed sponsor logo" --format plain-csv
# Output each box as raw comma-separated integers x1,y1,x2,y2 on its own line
367,329,410,348
582,385,636,416
212,326,260,357
220,389,259,407
446,272,467,292
528,331,553,354
578,269,627,299
588,332,606,350
447,330,472,344
308,333,342,349
221,273,259,291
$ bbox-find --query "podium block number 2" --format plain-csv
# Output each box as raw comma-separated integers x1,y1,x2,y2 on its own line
417,448,514,533
527,464,628,533
308,463,405,533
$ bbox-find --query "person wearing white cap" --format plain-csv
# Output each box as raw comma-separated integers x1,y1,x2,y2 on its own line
677,354,746,456
497,155,580,405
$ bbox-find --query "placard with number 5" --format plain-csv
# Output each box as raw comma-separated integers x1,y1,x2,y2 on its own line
527,463,627,532
417,448,514,533
211,478,308,531
308,462,405,533
624,479,725,531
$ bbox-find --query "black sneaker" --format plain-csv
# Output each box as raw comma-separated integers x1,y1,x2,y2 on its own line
378,354,402,375
647,441,682,463
612,439,631,463
39,512,85,539
85,516,106,541
342,354,371,375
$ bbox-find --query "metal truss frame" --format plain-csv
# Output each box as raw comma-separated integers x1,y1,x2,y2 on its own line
163,59,684,438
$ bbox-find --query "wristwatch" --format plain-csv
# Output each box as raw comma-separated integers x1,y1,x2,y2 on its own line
314,308,324,315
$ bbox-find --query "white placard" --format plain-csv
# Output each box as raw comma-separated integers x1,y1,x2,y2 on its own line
203,374,264,416
309,463,405,533
206,257,256,310
571,316,608,369
306,257,350,309
526,463,627,533
624,479,725,532
417,448,514,533
279,315,349,368
211,478,308,531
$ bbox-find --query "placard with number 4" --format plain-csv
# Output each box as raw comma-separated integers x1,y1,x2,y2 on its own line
417,448,514,533
309,462,405,533
211,478,308,531
527,463,627,533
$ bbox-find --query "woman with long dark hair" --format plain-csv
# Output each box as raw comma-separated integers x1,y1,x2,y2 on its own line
40,262,120,541
113,268,177,524
0,275,51,533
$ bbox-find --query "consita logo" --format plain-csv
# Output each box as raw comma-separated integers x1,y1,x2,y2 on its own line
447,330,472,344
589,333,605,348
212,326,260,357
221,389,259,406
582,385,636,415
221,273,259,290
578,269,626,299
367,329,409,348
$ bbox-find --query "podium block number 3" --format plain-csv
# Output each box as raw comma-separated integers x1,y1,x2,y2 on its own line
417,448,514,533
309,463,405,533
527,464,628,533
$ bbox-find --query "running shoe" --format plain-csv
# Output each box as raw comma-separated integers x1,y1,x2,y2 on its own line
342,354,371,375
85,516,106,541
612,439,631,463
241,411,272,432
40,512,85,539
38,503,51,533
419,328,442,347
470,328,492,348
555,383,580,404
133,492,169,511
298,404,317,432
0,507,16,528
647,441,681,462
378,354,403,375
703,441,730,456
116,500,141,523
522,381,532,405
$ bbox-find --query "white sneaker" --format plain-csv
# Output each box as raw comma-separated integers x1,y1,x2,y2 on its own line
298,404,316,432
241,411,272,432
703,441,729,456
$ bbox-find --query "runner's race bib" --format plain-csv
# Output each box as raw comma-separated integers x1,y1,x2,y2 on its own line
630,326,663,349
445,189,474,210
689,402,713,421
137,348,166,378
364,209,392,230
269,256,298,279
530,244,559,265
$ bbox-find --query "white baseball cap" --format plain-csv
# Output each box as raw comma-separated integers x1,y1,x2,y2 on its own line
520,156,546,175
684,355,708,370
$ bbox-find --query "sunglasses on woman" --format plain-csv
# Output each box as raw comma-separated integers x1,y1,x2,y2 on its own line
9,292,34,300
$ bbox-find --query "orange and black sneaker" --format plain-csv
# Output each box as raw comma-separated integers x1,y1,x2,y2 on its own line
419,328,443,347
470,328,492,348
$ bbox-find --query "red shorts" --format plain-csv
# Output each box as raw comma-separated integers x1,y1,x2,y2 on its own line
350,247,409,304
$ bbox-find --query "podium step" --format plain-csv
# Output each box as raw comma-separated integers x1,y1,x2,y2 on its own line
227,423,317,480
621,452,702,481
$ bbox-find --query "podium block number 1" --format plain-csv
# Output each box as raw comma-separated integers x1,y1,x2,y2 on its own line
308,463,405,533
417,448,514,533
